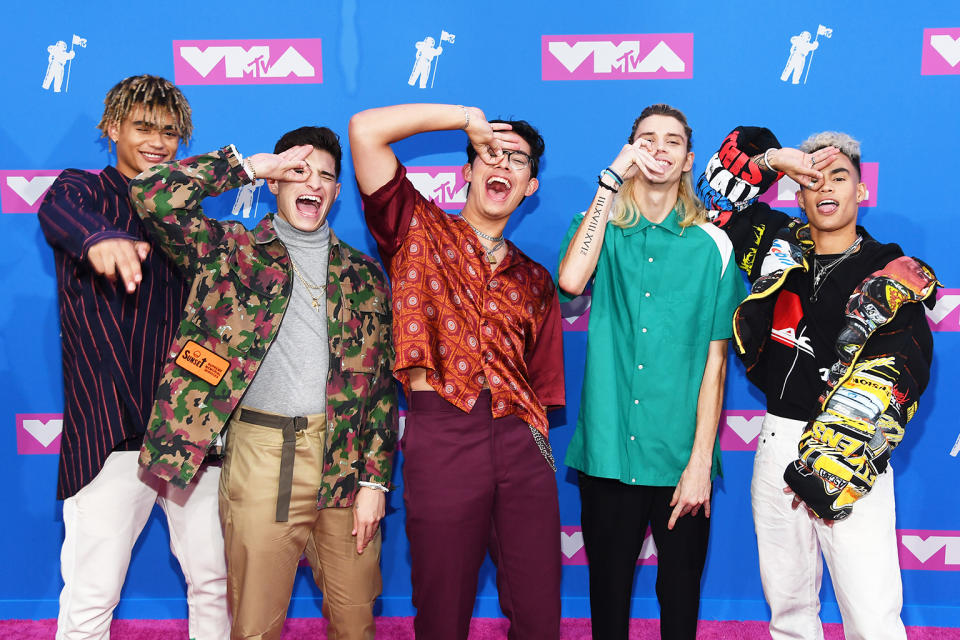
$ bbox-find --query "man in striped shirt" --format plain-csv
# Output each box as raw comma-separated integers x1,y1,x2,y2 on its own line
38,75,228,640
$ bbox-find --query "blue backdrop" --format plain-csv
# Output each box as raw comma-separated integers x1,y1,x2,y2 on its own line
2,0,959,627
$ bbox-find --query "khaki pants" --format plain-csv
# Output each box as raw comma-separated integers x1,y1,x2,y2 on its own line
219,407,381,640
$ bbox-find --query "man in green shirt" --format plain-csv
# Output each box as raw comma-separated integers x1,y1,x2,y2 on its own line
558,104,745,640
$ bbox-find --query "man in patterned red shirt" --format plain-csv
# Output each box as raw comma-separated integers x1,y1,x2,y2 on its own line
350,104,565,640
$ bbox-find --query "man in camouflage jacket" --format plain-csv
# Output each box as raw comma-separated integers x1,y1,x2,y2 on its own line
129,128,397,640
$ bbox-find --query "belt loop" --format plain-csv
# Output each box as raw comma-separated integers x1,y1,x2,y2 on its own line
275,420,297,522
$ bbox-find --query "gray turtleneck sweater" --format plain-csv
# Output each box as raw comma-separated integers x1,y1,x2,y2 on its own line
242,215,330,416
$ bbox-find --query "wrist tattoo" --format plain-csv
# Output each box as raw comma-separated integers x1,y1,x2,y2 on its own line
579,193,607,256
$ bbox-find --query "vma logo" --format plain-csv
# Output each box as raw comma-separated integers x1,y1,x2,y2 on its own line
926,288,960,332
759,162,878,209
542,34,693,81
407,166,468,211
719,410,765,451
561,525,657,565
921,28,960,75
16,413,62,454
0,170,64,214
899,530,960,571
174,39,323,85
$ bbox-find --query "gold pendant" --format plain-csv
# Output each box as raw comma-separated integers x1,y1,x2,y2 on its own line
311,298,320,309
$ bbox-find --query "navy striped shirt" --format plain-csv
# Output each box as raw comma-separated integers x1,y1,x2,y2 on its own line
38,166,188,499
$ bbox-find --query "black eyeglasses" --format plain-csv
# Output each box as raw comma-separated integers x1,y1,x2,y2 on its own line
500,150,532,170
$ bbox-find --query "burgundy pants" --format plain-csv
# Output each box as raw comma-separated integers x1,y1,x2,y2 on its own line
402,390,561,640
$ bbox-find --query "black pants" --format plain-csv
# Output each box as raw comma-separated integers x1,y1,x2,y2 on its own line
579,473,710,640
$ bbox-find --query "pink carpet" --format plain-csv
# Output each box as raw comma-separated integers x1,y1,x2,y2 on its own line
1,618,957,639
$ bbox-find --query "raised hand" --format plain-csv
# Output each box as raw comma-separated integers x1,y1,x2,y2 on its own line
465,108,524,165
769,146,841,190
609,139,666,182
247,144,314,182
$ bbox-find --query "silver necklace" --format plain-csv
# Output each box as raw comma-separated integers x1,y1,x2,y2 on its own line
465,219,505,264
809,235,862,302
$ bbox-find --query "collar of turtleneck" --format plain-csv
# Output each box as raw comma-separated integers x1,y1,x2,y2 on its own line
272,215,331,250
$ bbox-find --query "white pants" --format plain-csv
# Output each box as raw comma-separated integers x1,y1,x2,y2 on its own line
751,413,906,640
57,451,229,640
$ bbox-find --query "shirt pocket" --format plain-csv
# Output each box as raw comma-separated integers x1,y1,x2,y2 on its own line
664,289,706,347
339,281,389,374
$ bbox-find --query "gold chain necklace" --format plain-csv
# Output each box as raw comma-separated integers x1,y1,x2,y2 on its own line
288,258,324,312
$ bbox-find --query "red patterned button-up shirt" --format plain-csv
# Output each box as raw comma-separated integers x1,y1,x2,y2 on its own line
362,164,564,436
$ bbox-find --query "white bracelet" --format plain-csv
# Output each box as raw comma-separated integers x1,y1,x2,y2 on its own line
358,481,389,493
763,148,776,172
459,105,470,130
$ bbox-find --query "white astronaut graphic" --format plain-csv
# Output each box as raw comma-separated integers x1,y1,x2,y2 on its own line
408,30,456,89
42,35,86,93
231,179,265,219
781,25,832,85
43,41,74,92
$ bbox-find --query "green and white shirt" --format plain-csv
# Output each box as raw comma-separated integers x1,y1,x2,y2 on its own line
561,208,746,487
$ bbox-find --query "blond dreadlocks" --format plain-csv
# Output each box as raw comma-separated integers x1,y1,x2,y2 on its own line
97,75,193,145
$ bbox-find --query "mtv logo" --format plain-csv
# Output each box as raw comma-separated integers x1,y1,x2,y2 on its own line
560,294,591,332
719,409,766,451
0,170,61,213
542,34,693,81
759,162,878,209
560,525,657,565
921,28,960,75
898,529,960,571
407,167,468,211
927,289,960,332
174,39,323,85
16,413,63,454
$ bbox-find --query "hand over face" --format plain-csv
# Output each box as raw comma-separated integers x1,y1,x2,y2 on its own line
465,108,524,165
771,146,841,190
248,145,314,182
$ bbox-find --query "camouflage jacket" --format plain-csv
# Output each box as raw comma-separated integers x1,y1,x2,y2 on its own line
129,147,397,509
